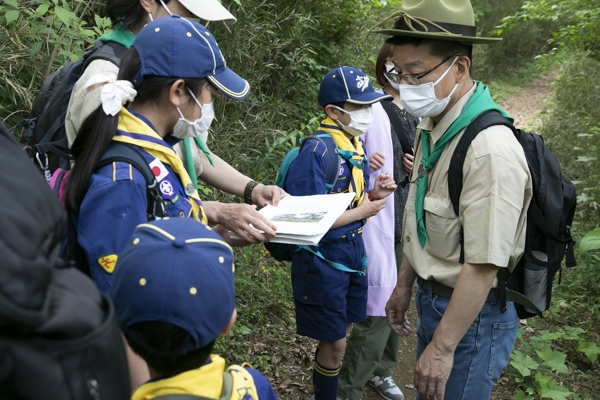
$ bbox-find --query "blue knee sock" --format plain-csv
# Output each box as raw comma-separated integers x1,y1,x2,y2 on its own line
313,360,340,400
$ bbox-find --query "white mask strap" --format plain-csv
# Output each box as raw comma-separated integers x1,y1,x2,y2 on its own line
159,0,173,15
433,56,459,86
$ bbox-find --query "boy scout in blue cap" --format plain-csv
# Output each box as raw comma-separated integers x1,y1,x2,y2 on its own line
110,218,278,399
283,66,397,400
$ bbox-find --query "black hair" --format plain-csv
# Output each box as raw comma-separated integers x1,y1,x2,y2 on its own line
63,47,208,212
105,0,172,30
385,36,473,68
125,321,215,378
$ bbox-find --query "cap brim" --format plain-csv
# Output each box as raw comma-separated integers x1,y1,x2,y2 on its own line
372,29,502,44
178,0,237,23
208,68,250,100
347,92,393,105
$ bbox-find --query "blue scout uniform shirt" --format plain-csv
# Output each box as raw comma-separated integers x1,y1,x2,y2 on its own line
76,110,202,294
286,131,369,242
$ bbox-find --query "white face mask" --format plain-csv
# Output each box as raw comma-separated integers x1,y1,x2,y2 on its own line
172,89,215,139
399,56,459,118
384,63,400,92
333,105,373,137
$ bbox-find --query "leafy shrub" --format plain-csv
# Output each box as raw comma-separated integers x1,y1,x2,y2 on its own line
0,0,108,128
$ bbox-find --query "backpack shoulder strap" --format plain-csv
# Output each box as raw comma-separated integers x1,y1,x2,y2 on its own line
448,110,515,216
379,100,413,156
96,142,166,220
82,41,127,70
301,131,340,193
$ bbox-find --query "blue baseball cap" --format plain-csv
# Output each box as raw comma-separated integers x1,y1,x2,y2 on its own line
131,15,249,100
318,66,392,106
110,218,235,352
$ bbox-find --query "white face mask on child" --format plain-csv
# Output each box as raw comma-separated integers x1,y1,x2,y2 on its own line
171,89,215,139
332,105,374,137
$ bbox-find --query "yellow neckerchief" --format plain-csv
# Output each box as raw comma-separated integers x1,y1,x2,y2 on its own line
319,117,366,207
132,355,225,400
113,108,207,224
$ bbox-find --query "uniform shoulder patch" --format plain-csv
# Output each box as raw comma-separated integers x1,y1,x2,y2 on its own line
97,254,118,273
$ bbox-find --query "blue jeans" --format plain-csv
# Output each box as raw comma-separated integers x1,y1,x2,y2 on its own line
415,287,518,400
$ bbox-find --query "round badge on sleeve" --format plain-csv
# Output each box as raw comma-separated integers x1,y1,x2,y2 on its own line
159,178,176,200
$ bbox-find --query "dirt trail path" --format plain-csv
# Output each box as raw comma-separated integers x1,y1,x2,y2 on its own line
359,72,556,400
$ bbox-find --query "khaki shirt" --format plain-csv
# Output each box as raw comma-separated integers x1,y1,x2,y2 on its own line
403,83,532,288
65,59,119,147
65,59,208,179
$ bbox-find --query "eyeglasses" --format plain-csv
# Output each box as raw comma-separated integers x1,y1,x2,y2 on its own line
384,54,459,86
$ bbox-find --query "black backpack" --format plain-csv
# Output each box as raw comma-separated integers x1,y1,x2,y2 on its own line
448,110,577,319
0,121,130,400
17,41,127,178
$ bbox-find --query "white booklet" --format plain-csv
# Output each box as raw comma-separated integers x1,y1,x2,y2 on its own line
232,192,355,245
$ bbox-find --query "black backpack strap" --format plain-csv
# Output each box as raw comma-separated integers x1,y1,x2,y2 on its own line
448,110,515,262
96,143,166,221
448,110,516,216
380,99,413,156
82,41,127,70
300,131,340,193
447,110,516,313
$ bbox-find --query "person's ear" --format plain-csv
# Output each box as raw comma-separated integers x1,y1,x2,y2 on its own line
454,55,471,83
325,104,340,120
139,0,155,14
220,309,237,336
167,79,187,108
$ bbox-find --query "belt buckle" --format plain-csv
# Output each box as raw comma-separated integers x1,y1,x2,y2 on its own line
344,228,359,241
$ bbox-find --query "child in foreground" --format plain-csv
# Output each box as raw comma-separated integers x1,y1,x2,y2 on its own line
110,217,278,400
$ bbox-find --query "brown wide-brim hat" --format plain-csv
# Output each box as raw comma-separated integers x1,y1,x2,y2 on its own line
371,0,501,44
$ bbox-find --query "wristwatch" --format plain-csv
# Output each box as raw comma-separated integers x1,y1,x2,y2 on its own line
243,180,260,205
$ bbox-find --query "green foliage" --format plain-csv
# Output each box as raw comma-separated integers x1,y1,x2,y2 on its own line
199,0,397,189
495,0,600,61
471,0,559,84
506,325,598,399
578,228,600,256
213,245,294,373
0,0,110,127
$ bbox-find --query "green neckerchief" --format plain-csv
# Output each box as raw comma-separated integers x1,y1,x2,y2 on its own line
415,82,513,248
183,136,214,189
98,23,136,48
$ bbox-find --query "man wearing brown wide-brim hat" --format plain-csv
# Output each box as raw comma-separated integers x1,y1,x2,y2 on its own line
374,1,533,399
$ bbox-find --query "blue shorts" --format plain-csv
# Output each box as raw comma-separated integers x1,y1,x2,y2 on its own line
291,236,368,341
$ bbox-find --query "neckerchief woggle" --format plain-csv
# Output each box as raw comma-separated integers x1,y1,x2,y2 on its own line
318,117,367,207
415,82,512,248
112,108,208,224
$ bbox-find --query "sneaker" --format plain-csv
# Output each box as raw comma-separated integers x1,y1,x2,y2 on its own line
368,375,404,400
336,396,350,400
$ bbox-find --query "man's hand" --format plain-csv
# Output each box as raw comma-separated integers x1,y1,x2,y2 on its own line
371,172,397,200
414,341,453,399
252,183,287,207
369,151,385,173
385,285,413,336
